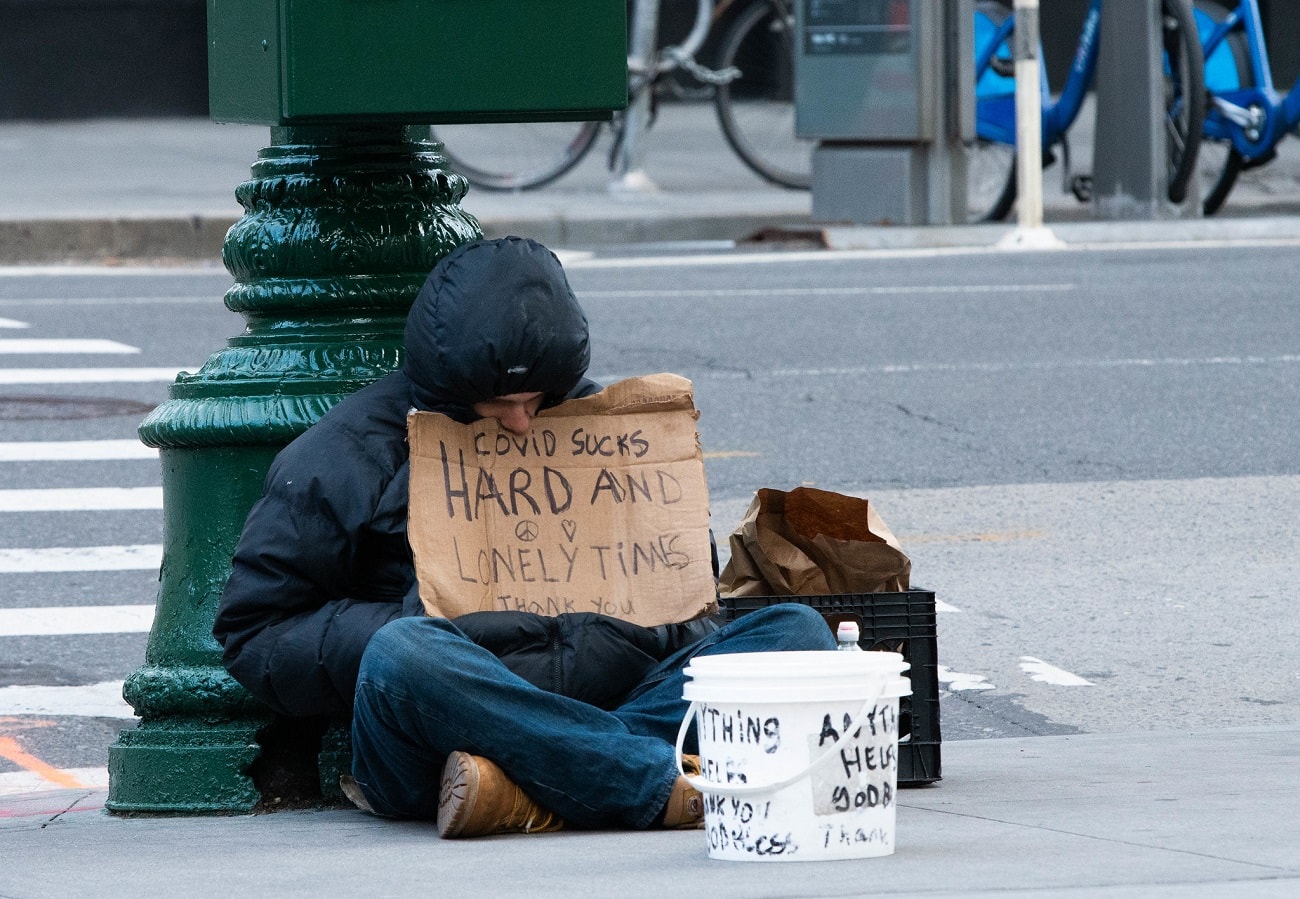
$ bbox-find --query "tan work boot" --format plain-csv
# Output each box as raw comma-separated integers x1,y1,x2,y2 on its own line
437,751,564,838
661,754,705,829
338,775,375,814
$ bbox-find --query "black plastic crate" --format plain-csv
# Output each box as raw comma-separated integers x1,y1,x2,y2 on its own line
718,589,942,786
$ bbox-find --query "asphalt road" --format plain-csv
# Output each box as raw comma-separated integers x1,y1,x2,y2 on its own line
0,239,1297,786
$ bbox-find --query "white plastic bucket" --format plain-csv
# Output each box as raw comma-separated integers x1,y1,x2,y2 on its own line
675,650,911,862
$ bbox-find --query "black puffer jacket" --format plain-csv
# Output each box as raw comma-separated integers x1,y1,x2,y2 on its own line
214,238,717,718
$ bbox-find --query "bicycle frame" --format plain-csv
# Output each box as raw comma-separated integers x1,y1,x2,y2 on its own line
975,0,1103,150
1199,0,1300,160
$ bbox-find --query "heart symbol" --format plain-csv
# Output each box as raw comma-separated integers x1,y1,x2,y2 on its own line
561,520,578,542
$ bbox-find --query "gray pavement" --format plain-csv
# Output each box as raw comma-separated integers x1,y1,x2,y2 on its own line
3,726,1297,897
3,100,1300,263
2,107,1300,896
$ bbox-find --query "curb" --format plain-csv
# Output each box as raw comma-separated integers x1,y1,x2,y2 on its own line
818,213,1300,251
3,208,1300,266
0,217,236,266
0,212,813,266
476,211,812,249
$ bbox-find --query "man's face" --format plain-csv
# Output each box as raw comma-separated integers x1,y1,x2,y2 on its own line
472,392,545,436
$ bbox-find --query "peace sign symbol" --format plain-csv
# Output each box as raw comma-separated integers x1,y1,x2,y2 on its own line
515,520,539,542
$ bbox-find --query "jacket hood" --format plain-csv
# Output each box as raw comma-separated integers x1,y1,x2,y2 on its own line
403,237,590,419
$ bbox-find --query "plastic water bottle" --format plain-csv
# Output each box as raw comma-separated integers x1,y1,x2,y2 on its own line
836,620,862,652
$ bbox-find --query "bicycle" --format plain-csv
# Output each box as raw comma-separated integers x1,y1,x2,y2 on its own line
968,0,1205,222
430,0,812,192
1193,0,1300,215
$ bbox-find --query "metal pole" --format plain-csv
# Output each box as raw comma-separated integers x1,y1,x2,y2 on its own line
611,0,662,191
1092,0,1174,218
1013,0,1044,229
998,0,1063,248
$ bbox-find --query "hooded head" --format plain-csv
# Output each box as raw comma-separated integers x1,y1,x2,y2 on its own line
403,237,590,420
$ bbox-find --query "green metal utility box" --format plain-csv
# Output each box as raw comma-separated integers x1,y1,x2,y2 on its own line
207,0,627,125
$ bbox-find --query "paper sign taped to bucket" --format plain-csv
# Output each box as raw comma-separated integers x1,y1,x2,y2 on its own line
408,373,718,628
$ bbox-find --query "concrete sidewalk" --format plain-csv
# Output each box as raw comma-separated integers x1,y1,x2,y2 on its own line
0,107,812,263
3,726,1297,898
3,102,1300,263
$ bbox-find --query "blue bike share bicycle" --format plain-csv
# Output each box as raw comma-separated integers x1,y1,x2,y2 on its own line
1193,0,1300,215
969,0,1205,222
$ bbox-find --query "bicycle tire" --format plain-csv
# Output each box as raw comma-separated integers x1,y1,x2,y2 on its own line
1193,0,1252,214
967,141,1019,223
431,121,602,192
969,0,1018,222
1160,0,1206,205
714,0,812,190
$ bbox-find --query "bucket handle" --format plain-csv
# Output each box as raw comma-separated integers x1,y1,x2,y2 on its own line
673,681,902,799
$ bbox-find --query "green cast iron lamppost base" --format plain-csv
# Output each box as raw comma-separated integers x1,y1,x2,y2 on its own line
106,125,480,814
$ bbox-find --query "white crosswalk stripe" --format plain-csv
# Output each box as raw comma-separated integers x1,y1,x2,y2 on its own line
0,339,139,354
0,545,162,572
0,440,157,461
0,336,166,739
0,487,163,512
0,367,191,384
0,605,155,636
0,682,134,718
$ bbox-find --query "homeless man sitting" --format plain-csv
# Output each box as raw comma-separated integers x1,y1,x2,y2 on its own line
213,236,835,837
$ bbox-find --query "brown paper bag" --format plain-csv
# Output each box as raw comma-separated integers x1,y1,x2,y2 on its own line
407,373,718,627
719,486,911,597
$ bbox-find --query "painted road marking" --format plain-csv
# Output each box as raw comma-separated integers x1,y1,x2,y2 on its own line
0,682,134,718
582,284,1077,299
1020,656,1094,686
0,318,29,329
763,355,1300,378
0,296,215,306
565,238,1300,269
0,265,224,278
904,529,1045,544
0,367,192,384
0,605,155,636
0,766,107,798
0,339,139,354
0,440,157,461
0,737,90,790
702,450,761,459
595,354,1300,386
0,545,162,573
937,666,996,691
934,599,961,613
0,487,163,512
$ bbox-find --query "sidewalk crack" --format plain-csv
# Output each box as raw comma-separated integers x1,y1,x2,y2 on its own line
41,791,94,828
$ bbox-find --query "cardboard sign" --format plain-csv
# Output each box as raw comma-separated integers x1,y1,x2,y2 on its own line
408,373,718,628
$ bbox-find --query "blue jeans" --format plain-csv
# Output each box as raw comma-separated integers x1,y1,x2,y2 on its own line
350,603,834,829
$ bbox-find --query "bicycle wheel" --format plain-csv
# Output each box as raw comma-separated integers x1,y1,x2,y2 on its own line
1160,0,1206,205
967,140,1018,222
1193,0,1252,215
714,0,813,189
969,0,1018,222
431,121,602,192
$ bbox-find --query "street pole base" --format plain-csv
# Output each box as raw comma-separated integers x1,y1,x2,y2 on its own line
995,226,1067,251
106,720,262,815
608,170,660,194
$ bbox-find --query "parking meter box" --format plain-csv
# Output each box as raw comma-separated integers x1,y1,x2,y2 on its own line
208,0,626,125
718,589,942,786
